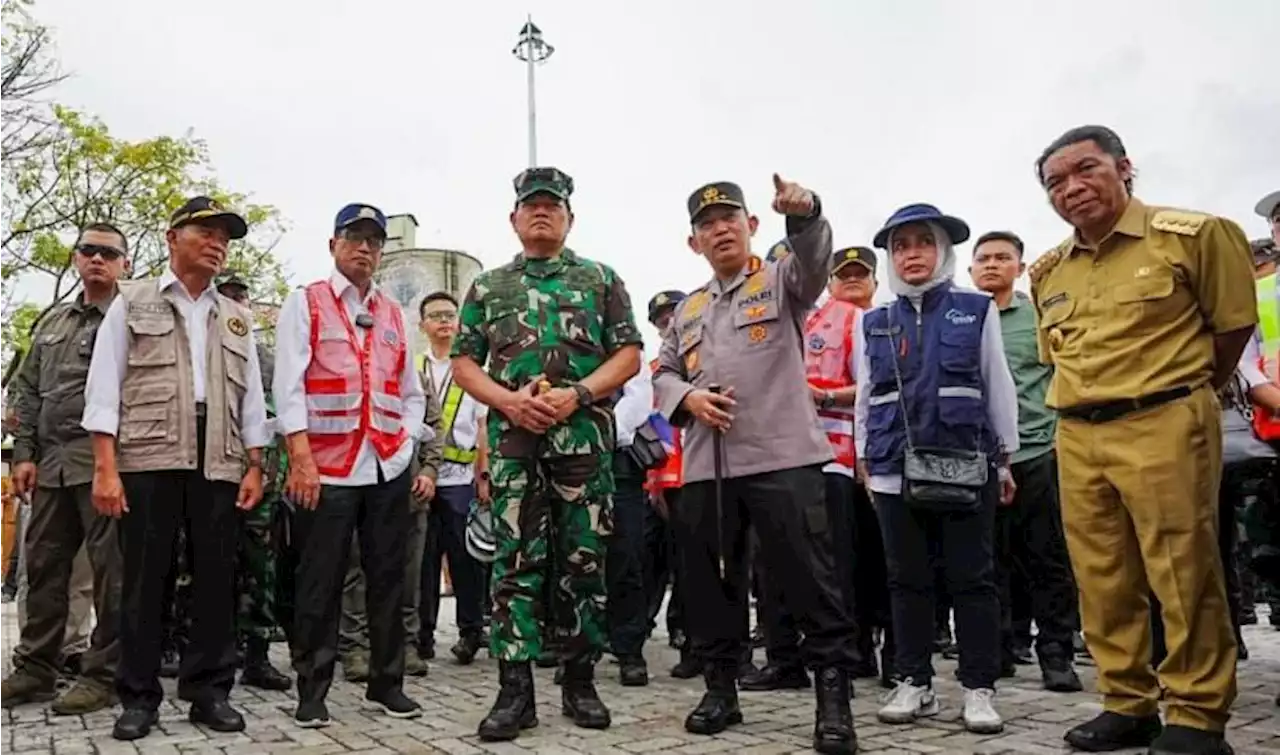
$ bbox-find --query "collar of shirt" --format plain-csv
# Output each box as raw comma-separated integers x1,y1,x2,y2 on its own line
1069,197,1148,255
510,247,577,278
328,269,378,306
158,266,218,304
71,288,116,316
998,291,1032,313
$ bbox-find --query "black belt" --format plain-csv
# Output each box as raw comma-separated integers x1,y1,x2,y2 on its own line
1059,386,1191,424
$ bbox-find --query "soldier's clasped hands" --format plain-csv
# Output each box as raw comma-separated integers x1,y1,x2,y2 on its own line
503,379,557,434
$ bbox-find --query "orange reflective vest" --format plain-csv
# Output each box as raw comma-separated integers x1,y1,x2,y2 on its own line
1253,274,1280,440
645,358,683,491
303,281,409,478
804,299,858,470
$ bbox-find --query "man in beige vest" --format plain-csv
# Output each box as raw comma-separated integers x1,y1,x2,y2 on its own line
82,196,270,742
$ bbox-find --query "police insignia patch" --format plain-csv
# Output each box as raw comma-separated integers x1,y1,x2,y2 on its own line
684,350,699,373
382,328,399,346
745,305,767,319
748,324,768,343
227,317,248,337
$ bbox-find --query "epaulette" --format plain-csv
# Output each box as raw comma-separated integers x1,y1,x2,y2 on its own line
1027,242,1069,286
1151,209,1210,237
678,286,711,321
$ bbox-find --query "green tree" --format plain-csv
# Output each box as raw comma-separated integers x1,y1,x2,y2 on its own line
2,106,291,358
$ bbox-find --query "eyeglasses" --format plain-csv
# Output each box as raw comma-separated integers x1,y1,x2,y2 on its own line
76,244,125,262
340,227,385,250
423,311,457,323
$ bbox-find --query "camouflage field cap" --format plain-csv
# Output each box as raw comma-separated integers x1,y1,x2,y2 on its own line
514,167,574,203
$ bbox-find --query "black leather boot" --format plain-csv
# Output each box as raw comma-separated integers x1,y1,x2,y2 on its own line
560,661,611,729
241,637,292,691
813,668,857,754
671,647,702,679
685,663,743,736
477,661,538,742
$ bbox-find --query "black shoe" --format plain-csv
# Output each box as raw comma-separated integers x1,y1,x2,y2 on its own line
1012,642,1035,665
1064,711,1162,752
1239,607,1258,626
1040,655,1084,693
451,633,483,666
478,661,538,742
560,662,611,729
740,662,809,691
619,656,649,687
241,638,292,691
812,668,857,755
60,653,83,679
189,700,246,733
367,689,422,719
113,707,159,740
685,665,742,736
1148,724,1233,755
669,629,687,649
294,700,331,729
419,641,436,661
671,650,702,679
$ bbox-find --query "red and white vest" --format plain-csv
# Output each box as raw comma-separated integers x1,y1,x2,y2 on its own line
644,357,684,492
303,280,409,478
804,299,859,470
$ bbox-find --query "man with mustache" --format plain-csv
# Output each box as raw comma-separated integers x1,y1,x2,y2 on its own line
452,167,643,743
82,197,270,740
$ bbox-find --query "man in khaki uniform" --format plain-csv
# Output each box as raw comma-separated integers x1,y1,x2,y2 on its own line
83,196,270,742
1029,125,1255,755
653,176,857,755
1,222,130,715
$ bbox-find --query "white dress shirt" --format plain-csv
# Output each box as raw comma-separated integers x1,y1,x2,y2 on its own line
423,348,488,487
614,364,655,448
274,271,428,487
81,267,270,449
851,299,1020,496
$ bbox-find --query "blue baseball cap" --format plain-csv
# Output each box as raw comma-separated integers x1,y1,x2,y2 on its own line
872,203,970,249
334,204,388,237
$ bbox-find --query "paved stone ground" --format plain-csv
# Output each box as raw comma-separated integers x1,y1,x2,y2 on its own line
3,599,1279,754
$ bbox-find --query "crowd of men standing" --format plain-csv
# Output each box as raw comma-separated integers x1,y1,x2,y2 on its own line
1,122,1279,755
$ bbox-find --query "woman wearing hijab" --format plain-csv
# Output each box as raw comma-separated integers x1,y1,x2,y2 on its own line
850,204,1019,734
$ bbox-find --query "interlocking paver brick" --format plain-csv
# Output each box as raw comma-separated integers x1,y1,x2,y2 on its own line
5,600,1280,752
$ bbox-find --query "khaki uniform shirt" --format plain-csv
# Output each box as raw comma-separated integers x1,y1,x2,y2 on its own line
653,214,835,484
12,292,115,489
1029,198,1257,410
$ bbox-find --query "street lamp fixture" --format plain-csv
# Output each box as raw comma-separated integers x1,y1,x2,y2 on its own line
512,16,554,167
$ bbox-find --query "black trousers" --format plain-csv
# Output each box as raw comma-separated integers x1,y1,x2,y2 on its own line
995,452,1079,656
850,479,892,643
606,454,649,657
676,464,856,671
291,470,411,704
117,456,239,709
876,476,1002,689
419,483,486,645
644,488,683,638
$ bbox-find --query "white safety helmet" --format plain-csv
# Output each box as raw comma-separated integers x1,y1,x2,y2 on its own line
465,500,497,564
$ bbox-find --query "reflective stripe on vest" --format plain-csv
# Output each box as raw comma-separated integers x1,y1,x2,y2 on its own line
1253,275,1280,440
441,384,477,464
303,281,409,478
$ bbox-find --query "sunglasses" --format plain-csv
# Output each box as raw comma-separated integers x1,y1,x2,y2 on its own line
76,244,125,262
339,227,386,250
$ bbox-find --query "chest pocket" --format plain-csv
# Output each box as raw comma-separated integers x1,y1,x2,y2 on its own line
35,332,66,392
1111,270,1182,334
126,315,178,367
554,288,603,352
937,325,982,378
733,294,781,348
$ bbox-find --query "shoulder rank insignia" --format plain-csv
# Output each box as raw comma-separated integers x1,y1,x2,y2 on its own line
682,289,710,319
1151,209,1209,237
1027,243,1067,286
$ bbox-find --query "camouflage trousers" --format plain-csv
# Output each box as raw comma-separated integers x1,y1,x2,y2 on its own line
489,453,614,663
164,495,280,649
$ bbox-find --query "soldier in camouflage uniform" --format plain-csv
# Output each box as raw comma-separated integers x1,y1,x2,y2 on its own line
452,167,644,743
216,273,292,691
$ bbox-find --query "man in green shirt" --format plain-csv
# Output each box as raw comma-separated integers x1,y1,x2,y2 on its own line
970,230,1083,694
452,167,644,742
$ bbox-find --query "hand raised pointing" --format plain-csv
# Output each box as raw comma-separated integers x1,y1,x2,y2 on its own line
771,173,815,217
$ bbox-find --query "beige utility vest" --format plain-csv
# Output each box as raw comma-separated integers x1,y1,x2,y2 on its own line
115,279,253,484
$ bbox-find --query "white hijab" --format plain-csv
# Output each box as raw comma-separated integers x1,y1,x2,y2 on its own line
884,221,956,305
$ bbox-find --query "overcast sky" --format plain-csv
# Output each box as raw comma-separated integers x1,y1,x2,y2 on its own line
27,0,1280,353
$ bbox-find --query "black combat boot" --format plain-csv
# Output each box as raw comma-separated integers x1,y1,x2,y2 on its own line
813,668,857,754
240,637,292,691
451,632,483,666
477,661,538,742
685,663,743,736
560,660,611,729
1038,644,1083,694
671,646,702,679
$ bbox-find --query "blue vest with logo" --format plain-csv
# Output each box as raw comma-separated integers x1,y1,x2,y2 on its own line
863,283,996,476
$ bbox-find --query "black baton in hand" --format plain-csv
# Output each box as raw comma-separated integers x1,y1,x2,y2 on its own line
709,384,727,582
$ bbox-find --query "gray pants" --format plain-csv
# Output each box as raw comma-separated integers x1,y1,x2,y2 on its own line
339,503,428,654
16,499,96,655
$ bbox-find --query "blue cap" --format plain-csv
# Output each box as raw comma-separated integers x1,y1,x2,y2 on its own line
872,203,970,249
334,204,388,236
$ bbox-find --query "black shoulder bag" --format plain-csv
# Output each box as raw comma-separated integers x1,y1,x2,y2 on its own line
887,308,989,512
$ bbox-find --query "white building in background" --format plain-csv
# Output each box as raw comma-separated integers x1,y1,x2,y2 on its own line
374,213,485,357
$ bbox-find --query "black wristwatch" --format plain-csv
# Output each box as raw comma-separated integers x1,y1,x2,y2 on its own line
572,383,594,407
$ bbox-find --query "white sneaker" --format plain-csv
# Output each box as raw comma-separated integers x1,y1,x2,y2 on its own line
962,687,1004,733
877,679,940,724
